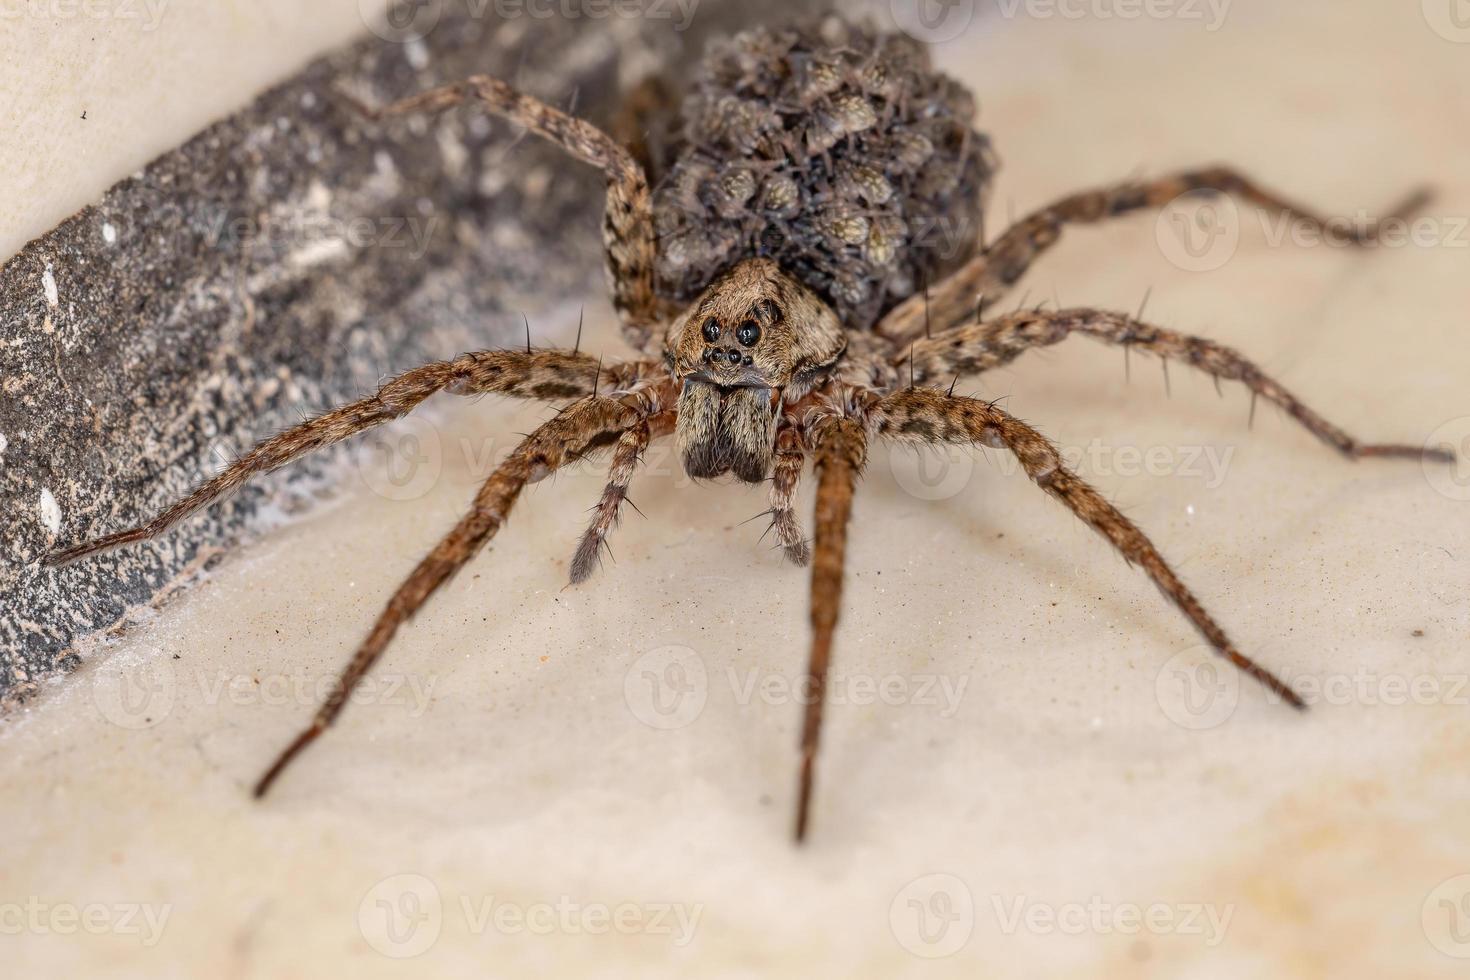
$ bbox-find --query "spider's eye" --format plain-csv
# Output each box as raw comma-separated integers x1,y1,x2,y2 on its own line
735,320,762,347
701,318,721,343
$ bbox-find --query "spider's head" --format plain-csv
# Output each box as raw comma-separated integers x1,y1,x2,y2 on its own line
667,259,846,483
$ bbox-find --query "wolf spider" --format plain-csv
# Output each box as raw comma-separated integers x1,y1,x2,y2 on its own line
48,63,1451,843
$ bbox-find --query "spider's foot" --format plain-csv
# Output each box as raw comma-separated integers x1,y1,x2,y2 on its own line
568,532,608,585
43,534,126,568
783,540,812,567
1356,443,1455,464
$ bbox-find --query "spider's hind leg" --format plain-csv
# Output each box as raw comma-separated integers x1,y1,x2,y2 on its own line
870,387,1305,710
351,76,660,353
896,309,1452,464
877,166,1432,344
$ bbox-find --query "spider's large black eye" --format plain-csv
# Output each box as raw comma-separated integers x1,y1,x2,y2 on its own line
736,320,762,347
701,318,721,343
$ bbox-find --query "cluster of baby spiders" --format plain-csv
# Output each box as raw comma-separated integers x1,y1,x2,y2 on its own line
47,22,1451,842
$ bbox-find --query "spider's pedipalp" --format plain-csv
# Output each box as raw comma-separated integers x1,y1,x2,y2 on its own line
794,413,866,843
255,393,643,799
877,166,1433,346
45,349,633,568
896,308,1454,464
569,411,675,585
870,387,1306,711
350,76,660,353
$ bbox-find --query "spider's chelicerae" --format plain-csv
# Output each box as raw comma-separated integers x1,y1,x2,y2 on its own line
49,16,1453,841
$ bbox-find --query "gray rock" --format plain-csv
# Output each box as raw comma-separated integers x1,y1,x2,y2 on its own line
0,0,828,703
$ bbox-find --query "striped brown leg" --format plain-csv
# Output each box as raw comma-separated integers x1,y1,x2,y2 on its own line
895,309,1453,464
45,350,635,567
870,387,1305,710
254,394,643,798
768,426,811,567
794,414,867,843
569,411,675,584
355,77,661,353
877,166,1432,345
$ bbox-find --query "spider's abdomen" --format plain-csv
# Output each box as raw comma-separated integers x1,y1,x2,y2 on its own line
651,15,998,331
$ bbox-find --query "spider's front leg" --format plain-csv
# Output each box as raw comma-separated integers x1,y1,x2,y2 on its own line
878,166,1432,344
255,382,674,797
767,426,812,567
350,76,661,354
870,386,1305,711
567,410,813,583
894,309,1453,465
45,349,648,567
569,411,674,584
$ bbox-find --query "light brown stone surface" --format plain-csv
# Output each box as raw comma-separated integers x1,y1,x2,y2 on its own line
3,1,1469,977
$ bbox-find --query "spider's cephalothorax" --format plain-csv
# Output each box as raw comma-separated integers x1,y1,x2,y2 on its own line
47,15,1451,843
667,258,845,482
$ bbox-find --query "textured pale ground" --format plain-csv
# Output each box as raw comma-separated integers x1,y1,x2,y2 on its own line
0,0,370,260
5,2,1470,977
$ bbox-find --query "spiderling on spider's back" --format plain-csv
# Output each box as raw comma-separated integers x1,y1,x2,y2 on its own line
45,13,1452,843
